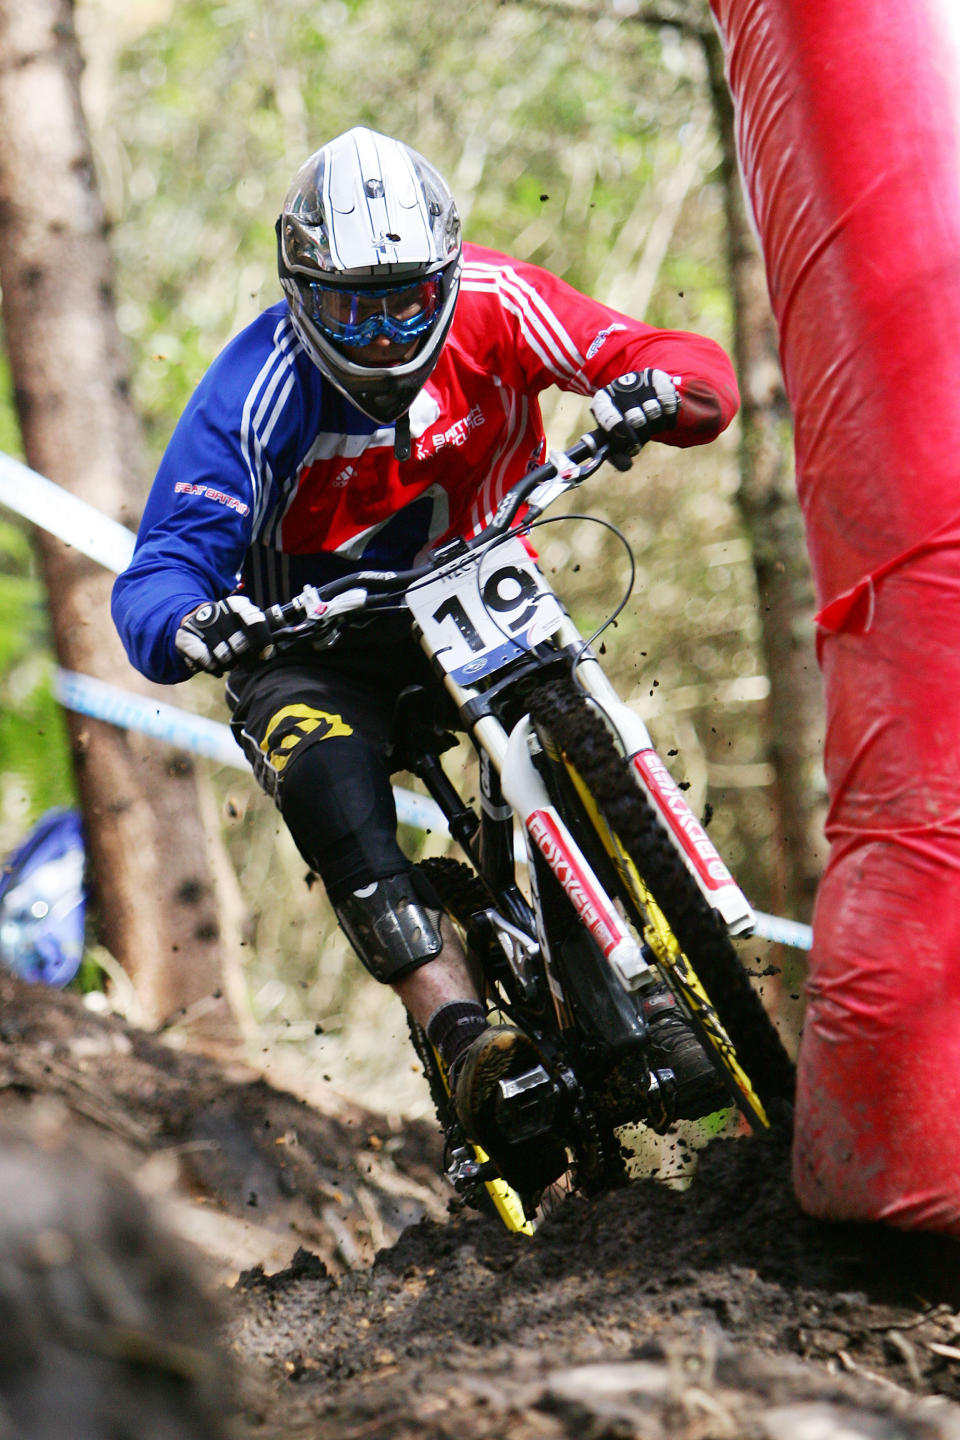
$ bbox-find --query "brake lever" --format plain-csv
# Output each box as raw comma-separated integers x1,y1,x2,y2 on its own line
266,585,370,647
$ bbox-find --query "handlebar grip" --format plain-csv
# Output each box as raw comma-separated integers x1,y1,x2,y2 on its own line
263,597,303,634
570,426,609,462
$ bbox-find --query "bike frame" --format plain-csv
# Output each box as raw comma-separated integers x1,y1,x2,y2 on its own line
266,428,758,1008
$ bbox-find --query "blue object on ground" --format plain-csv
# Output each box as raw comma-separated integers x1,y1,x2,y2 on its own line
0,809,87,987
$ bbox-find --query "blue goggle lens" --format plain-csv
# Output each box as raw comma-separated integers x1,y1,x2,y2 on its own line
305,278,441,348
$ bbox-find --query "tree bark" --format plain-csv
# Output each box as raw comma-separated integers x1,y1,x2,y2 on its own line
0,0,242,1048
701,24,827,928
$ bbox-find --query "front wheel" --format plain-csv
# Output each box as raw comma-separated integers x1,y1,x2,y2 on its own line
527,675,796,1132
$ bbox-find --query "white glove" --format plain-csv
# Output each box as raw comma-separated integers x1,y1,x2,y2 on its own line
591,369,680,469
175,595,273,676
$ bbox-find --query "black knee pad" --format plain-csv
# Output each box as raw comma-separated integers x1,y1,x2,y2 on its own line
278,735,408,896
333,870,444,984
279,738,447,983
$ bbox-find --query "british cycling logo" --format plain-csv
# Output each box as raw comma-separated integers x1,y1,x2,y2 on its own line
586,323,627,360
174,481,250,516
416,404,485,460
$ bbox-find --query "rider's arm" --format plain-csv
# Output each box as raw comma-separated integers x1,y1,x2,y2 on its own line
461,243,739,446
111,308,305,684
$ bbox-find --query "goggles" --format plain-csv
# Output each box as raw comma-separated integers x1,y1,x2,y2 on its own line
304,277,442,348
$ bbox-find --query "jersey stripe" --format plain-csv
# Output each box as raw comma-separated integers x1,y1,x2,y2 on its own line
241,318,303,536
463,269,577,384
299,426,395,464
470,384,530,535
461,262,590,392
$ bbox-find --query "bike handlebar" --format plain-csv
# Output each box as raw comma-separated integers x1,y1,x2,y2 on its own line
262,425,617,643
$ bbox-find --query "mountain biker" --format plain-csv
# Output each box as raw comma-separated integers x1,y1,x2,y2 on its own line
112,126,740,1196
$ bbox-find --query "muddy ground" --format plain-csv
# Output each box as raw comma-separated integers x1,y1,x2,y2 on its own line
1,970,960,1440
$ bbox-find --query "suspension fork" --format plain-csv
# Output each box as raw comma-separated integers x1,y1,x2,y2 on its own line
566,654,756,936
492,713,657,996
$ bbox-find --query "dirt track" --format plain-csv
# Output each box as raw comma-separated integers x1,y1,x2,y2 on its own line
228,1130,960,1439
1,972,960,1440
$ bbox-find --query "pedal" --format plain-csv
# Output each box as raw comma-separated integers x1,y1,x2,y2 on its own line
494,1063,560,1143
445,1144,498,1195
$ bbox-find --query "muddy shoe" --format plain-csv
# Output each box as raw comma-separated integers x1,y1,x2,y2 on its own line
453,1026,567,1195
642,987,729,1121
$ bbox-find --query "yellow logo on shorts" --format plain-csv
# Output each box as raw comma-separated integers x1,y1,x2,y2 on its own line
260,704,353,773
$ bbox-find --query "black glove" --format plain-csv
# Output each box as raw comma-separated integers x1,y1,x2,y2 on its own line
175,595,273,676
590,369,680,470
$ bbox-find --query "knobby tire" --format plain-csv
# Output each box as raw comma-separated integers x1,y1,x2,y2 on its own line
526,674,796,1122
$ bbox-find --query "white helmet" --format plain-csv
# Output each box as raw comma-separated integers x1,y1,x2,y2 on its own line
277,127,462,427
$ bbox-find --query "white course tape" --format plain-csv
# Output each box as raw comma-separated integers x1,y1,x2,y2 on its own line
747,910,813,951
1,452,812,951
53,668,241,767
0,453,136,573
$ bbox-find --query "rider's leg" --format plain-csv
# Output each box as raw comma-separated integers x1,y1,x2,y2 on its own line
277,735,565,1185
275,734,493,1067
391,915,479,1024
227,653,568,1187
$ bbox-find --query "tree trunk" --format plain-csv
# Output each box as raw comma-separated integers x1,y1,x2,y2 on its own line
702,25,827,927
0,0,242,1049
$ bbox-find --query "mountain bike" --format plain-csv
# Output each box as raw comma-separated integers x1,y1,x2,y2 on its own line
263,428,796,1233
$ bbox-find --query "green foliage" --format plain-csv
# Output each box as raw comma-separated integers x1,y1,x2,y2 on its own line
0,512,75,854
0,348,21,459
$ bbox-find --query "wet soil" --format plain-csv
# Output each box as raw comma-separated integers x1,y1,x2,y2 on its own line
2,971,960,1440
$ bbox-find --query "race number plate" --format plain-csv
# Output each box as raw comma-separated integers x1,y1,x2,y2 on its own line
405,537,564,685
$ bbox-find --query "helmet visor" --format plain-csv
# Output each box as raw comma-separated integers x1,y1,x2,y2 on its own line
303,277,442,349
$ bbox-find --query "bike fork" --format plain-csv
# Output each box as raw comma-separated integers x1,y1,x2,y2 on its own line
565,660,756,936
499,714,657,995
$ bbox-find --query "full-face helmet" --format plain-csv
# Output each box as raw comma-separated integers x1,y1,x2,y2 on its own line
277,127,462,427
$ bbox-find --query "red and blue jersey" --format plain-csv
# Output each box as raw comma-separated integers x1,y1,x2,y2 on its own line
112,243,739,683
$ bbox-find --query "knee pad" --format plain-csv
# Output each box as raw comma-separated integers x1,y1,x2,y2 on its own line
334,870,444,984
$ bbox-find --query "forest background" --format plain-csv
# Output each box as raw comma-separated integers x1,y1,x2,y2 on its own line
0,0,826,1115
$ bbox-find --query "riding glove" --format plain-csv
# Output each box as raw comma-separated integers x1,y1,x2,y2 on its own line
176,595,273,676
591,369,680,470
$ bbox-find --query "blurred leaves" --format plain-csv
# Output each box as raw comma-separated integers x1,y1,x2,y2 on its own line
0,513,74,852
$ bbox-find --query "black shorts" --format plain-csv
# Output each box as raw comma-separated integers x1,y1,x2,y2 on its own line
224,630,450,899
225,629,439,801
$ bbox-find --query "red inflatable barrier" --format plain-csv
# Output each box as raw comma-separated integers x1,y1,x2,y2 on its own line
710,0,960,1232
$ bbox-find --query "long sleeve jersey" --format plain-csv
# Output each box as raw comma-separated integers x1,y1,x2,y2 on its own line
112,243,739,684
